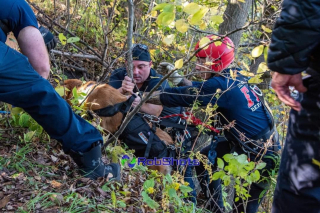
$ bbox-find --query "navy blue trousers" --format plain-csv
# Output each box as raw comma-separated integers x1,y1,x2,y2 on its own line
0,42,102,152
272,75,320,213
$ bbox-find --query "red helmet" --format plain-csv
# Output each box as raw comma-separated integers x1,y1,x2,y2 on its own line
195,35,235,72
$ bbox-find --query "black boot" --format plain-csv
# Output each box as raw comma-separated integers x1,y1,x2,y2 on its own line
69,142,121,181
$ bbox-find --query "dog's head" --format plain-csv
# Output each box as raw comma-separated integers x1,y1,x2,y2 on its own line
62,79,128,133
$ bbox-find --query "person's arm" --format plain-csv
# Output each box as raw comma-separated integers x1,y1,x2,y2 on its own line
18,26,50,79
267,0,320,74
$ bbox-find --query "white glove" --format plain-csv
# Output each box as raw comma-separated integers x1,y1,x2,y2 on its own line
157,62,184,86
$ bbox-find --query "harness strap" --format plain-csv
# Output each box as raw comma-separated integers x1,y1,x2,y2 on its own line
93,94,136,117
160,112,220,133
144,122,157,158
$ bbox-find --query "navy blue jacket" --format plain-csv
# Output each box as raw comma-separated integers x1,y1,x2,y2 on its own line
267,0,320,75
0,0,38,43
109,67,183,122
160,69,272,138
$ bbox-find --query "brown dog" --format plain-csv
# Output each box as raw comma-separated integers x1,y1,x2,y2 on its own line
62,79,174,174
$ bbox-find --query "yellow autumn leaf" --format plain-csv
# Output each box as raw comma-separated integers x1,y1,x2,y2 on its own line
214,40,222,46
264,46,269,62
240,70,255,77
163,34,175,45
175,19,189,33
211,15,224,24
58,33,67,45
230,69,237,79
199,20,207,30
198,37,211,50
312,158,320,168
261,25,272,33
190,7,209,25
150,10,157,17
55,86,69,97
183,3,200,14
248,74,263,84
251,45,264,58
175,59,184,69
257,62,269,74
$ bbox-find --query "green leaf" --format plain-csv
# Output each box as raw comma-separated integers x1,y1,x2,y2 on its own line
11,107,23,116
24,131,35,142
163,4,174,13
152,3,168,11
143,178,155,190
237,154,248,164
255,162,267,170
235,197,240,202
67,37,80,43
223,175,231,186
211,15,224,24
190,7,209,25
183,3,200,14
111,191,116,208
19,113,31,128
264,46,269,62
217,158,224,169
142,191,159,209
244,162,255,171
58,33,67,45
223,154,233,162
157,12,175,26
251,45,264,58
165,174,173,184
198,37,211,50
179,185,193,194
175,19,189,33
261,25,272,33
175,59,184,69
212,170,225,180
254,170,261,181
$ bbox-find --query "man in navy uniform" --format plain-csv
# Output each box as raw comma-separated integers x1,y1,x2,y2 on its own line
0,0,120,180
146,35,280,212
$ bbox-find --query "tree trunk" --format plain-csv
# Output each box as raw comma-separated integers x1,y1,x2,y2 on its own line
219,0,253,50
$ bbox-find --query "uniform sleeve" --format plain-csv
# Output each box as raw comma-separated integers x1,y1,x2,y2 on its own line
160,79,221,107
8,0,39,39
160,86,197,107
267,0,320,74
108,69,124,89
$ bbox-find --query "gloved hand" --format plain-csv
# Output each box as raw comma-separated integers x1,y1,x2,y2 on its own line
39,26,57,51
157,62,184,86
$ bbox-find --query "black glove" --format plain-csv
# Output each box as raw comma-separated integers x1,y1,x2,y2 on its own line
39,26,57,51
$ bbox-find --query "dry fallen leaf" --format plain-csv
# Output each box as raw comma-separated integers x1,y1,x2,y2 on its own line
50,180,62,188
0,195,11,208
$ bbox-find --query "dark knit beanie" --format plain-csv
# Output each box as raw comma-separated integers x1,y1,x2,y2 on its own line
131,44,151,61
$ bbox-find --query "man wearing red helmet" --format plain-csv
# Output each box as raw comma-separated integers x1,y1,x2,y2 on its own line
147,35,280,212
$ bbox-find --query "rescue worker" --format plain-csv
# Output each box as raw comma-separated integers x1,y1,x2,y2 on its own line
108,44,198,201
0,0,120,180
267,0,320,212
146,35,280,212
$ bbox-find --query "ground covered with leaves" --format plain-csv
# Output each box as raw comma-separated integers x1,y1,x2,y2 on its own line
0,108,209,213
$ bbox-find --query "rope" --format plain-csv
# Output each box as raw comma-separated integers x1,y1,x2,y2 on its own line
160,112,220,133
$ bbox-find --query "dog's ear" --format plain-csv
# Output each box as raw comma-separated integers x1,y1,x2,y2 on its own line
62,79,83,102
